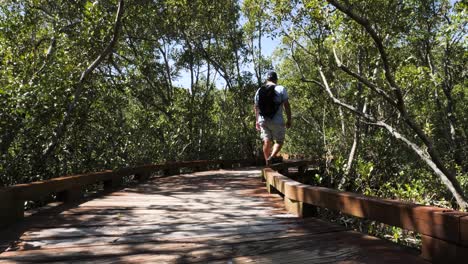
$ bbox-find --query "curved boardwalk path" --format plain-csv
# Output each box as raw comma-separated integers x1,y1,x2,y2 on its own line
0,167,427,263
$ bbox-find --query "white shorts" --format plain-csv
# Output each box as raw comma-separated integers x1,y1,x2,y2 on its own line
260,121,285,143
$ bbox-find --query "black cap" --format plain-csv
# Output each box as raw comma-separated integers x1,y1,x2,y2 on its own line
267,71,278,81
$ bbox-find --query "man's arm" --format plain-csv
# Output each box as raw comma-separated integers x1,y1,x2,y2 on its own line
254,104,260,131
283,99,292,128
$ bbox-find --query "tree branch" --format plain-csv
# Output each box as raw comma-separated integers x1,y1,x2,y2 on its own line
29,37,56,85
318,60,468,209
317,68,377,122
332,48,398,107
326,1,402,95
326,0,467,209
42,0,125,159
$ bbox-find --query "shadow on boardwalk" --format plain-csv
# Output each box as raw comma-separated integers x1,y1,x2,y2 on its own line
0,168,427,263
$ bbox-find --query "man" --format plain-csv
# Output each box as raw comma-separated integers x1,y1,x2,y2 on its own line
254,71,292,166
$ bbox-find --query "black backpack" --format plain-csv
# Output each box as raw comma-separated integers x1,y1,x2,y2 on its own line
258,84,279,119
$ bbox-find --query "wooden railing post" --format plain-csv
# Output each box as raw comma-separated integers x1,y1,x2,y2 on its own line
419,211,468,263
0,192,24,228
421,234,468,263
163,167,179,176
278,168,288,176
135,172,151,182
103,177,123,190
298,165,307,176
284,197,317,218
57,189,83,203
220,160,233,169
266,182,281,195
193,165,207,172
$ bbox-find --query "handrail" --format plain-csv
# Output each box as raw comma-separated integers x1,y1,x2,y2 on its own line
262,167,468,263
0,158,260,228
268,160,313,171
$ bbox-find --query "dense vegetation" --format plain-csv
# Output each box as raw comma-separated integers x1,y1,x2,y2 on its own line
1,0,466,215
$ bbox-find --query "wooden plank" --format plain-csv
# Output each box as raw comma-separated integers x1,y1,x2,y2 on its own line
0,217,340,249
0,230,426,264
17,214,298,229
269,160,313,171
0,191,23,228
421,234,468,264
284,197,317,218
461,216,468,247
0,241,205,263
19,221,301,241
14,220,346,250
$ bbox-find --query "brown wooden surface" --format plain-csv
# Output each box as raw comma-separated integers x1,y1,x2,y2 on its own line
263,168,468,244
0,159,261,228
461,216,468,247
0,168,427,263
421,235,468,263
0,160,246,204
268,160,314,171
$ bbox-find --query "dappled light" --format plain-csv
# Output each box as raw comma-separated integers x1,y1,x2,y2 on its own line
0,166,434,263
1,0,467,263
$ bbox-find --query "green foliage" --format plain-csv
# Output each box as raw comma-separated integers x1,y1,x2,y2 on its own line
1,0,466,213
0,0,466,250
271,0,467,207
0,0,257,186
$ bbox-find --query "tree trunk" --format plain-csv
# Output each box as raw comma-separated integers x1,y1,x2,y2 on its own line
42,0,125,161
339,50,367,190
318,65,468,210
326,0,468,210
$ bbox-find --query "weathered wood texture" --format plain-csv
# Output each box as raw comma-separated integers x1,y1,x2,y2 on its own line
0,159,262,228
268,160,315,172
0,169,426,263
263,168,468,263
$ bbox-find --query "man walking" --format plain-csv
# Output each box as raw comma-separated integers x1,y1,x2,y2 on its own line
254,71,292,166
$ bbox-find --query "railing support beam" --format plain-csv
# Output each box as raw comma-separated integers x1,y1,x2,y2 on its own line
0,192,23,228
163,168,179,176
284,197,318,218
220,161,233,170
266,182,281,195
57,189,83,203
135,172,151,182
104,178,123,190
421,234,468,263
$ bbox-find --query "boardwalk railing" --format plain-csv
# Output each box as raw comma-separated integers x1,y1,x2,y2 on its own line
0,159,261,229
262,167,468,263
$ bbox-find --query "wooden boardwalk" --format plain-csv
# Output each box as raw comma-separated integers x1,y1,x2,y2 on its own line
0,167,427,263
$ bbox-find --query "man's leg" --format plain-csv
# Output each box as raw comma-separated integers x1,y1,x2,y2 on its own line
260,122,274,166
270,141,283,158
269,123,286,160
263,139,272,165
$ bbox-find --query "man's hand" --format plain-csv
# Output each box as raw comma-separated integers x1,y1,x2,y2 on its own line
256,121,261,131
286,119,292,129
